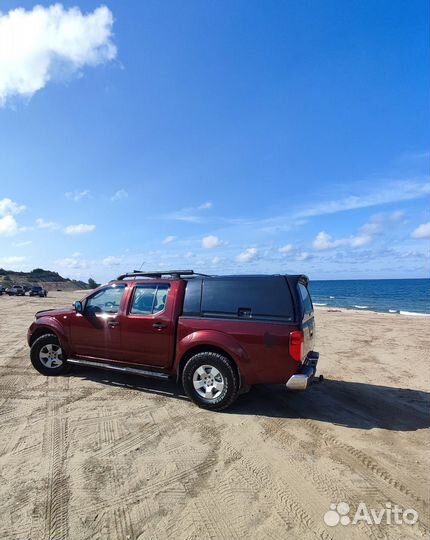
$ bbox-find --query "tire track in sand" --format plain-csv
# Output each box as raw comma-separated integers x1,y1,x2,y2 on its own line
196,423,333,540
42,379,70,540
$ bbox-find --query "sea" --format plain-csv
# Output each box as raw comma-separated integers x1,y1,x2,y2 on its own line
309,278,430,316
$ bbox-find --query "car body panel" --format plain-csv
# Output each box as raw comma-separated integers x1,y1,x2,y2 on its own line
175,318,299,385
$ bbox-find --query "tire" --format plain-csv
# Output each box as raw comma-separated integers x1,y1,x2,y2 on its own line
30,334,70,376
182,351,239,411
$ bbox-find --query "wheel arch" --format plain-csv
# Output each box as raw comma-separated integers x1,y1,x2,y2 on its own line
29,322,70,356
176,344,242,390
29,327,59,346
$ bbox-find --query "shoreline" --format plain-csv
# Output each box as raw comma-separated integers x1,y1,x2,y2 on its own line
314,305,430,317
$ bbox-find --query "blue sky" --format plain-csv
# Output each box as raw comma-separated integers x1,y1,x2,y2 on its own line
0,0,428,282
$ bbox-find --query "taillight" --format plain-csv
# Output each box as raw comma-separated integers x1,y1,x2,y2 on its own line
289,330,304,362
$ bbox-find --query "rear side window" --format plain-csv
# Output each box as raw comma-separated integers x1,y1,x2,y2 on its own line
298,283,313,315
130,284,170,315
183,279,202,315
201,278,294,321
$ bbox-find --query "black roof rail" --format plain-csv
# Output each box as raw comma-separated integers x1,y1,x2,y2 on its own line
116,270,210,280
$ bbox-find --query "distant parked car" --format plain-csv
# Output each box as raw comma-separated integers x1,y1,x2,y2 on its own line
29,286,47,297
7,285,25,296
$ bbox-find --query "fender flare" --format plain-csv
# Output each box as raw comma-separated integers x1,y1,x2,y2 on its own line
173,329,252,384
29,319,71,356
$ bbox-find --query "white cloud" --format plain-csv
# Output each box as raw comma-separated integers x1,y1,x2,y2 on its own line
389,210,406,221
36,217,61,230
165,201,213,222
111,189,128,201
12,240,31,247
56,256,88,269
411,222,430,239
64,223,95,235
278,244,293,254
348,235,371,248
0,255,26,264
0,200,27,235
161,235,176,244
313,232,337,250
0,4,116,105
313,231,372,250
296,180,430,218
0,215,19,236
199,201,213,210
36,218,95,235
236,247,258,263
0,198,26,215
65,189,90,202
312,217,385,251
296,252,310,261
103,256,121,266
359,221,382,236
202,235,223,249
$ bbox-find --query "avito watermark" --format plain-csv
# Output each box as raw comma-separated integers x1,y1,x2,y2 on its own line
324,502,418,527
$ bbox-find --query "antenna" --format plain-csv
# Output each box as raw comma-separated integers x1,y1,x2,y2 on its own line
137,260,145,271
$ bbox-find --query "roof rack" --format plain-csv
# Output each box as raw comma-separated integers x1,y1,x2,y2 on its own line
116,270,210,280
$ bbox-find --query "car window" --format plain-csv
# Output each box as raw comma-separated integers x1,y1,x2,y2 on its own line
201,277,294,320
130,284,170,315
183,279,202,315
298,283,313,315
85,285,126,314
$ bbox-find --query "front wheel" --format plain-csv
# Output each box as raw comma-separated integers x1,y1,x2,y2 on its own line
30,334,70,376
182,352,239,411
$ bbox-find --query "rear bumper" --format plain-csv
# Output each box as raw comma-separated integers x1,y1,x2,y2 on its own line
286,352,319,391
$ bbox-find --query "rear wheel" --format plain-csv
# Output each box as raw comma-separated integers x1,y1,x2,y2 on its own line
30,334,69,376
182,352,239,411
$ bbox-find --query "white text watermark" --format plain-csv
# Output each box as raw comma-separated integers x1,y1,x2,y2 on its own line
324,502,418,527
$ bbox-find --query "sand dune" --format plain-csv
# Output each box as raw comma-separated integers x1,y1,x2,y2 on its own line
0,292,428,539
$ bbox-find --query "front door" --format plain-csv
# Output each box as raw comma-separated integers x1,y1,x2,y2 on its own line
119,282,174,367
70,284,127,359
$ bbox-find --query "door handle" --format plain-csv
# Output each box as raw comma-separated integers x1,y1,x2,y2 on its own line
108,320,120,327
152,322,167,330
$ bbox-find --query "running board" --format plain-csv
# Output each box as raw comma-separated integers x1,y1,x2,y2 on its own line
67,358,170,380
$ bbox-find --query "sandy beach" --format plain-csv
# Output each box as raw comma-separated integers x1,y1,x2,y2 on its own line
0,291,428,540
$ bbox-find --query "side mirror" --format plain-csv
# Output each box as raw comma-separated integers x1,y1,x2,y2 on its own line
73,300,83,313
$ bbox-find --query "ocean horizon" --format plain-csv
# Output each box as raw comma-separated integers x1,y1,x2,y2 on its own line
309,278,430,316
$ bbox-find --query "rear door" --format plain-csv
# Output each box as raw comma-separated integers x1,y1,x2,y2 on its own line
118,282,176,367
297,280,315,357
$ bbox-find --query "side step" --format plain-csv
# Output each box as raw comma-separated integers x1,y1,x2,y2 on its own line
67,357,170,380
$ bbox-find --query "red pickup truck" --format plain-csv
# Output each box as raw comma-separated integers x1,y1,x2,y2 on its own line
27,270,320,410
